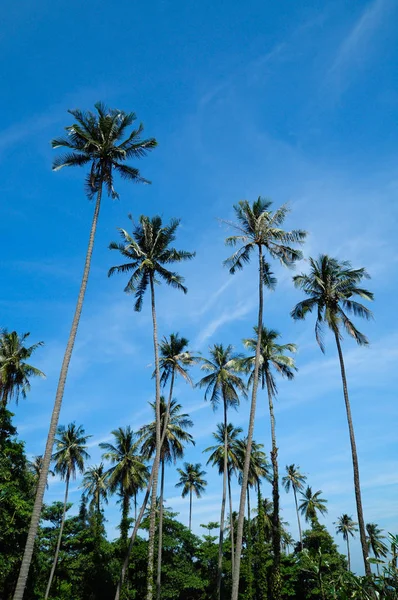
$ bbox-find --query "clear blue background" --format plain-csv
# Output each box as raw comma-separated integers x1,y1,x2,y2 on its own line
1,0,398,573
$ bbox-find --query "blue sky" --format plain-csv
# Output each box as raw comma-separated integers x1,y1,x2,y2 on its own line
1,0,398,574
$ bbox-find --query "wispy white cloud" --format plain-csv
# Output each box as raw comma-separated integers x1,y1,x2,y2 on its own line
194,298,256,348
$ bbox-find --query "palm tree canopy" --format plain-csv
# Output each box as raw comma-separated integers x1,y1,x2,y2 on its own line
335,514,358,541
366,523,388,558
81,463,109,510
138,397,194,464
175,462,207,498
241,326,297,396
197,344,247,410
291,254,374,352
100,426,148,497
299,486,328,523
158,333,198,388
52,423,91,481
235,438,272,488
282,464,307,494
0,330,45,406
204,423,243,475
52,102,157,198
108,215,195,311
223,197,306,281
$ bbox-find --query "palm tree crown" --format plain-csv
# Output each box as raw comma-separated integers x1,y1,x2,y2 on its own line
197,344,247,410
0,330,45,409
282,464,307,495
291,254,373,351
81,463,109,513
204,423,243,475
335,514,358,542
299,486,328,524
241,326,297,395
138,397,195,464
366,523,388,559
236,438,271,489
176,462,207,499
158,333,197,389
52,102,157,198
108,215,195,311
52,423,90,481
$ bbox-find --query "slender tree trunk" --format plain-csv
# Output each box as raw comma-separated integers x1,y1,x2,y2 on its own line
134,493,137,522
228,472,235,575
14,185,103,600
121,494,130,544
216,399,228,600
189,489,193,531
231,246,264,600
115,400,174,600
44,473,70,599
347,537,351,571
146,274,162,600
334,331,370,577
156,368,175,600
293,487,303,551
266,370,281,599
246,487,253,600
156,459,165,600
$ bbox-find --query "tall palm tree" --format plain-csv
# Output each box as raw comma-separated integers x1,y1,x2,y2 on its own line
223,197,306,600
241,326,296,583
299,486,328,526
175,462,207,531
366,523,388,574
204,422,243,576
282,464,307,550
138,396,194,600
100,427,148,541
0,330,44,411
81,463,109,515
28,455,54,490
44,423,90,600
109,215,195,600
291,254,373,575
335,514,358,571
154,333,197,599
197,343,247,600
14,105,156,600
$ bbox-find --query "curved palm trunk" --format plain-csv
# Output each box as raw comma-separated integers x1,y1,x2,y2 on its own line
44,473,70,599
189,489,193,531
346,537,351,571
293,486,303,551
334,331,370,577
120,494,130,544
246,487,253,600
13,185,103,600
216,399,228,600
266,370,281,599
156,458,165,600
156,368,175,600
228,472,235,575
231,246,264,600
146,274,162,600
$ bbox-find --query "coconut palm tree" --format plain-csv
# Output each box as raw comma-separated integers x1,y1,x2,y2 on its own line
138,397,194,600
366,523,388,574
100,427,148,541
241,326,296,582
0,330,44,411
223,197,306,600
28,456,55,491
282,464,307,550
335,514,358,571
204,422,243,575
175,462,207,531
81,463,109,515
14,105,156,600
44,423,90,599
299,486,328,526
109,215,194,600
153,333,197,599
197,343,247,600
291,254,373,575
